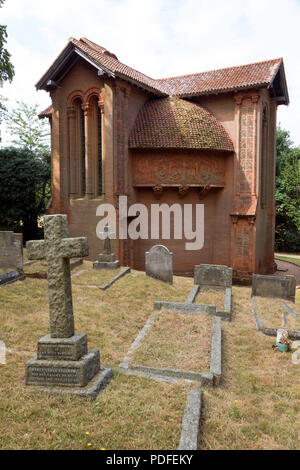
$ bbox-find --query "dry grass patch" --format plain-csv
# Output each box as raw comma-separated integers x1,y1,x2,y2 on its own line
195,287,225,310
0,270,193,368
131,311,213,372
71,261,122,286
199,286,300,450
0,353,193,450
254,297,300,331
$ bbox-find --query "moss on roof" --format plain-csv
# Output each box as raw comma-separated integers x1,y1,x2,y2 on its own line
129,98,234,152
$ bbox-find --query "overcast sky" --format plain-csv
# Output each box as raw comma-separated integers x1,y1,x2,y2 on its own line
1,0,300,145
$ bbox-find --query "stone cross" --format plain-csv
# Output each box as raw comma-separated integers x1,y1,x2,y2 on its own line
99,226,116,254
26,215,88,338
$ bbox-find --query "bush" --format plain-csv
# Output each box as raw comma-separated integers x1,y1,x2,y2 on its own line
0,146,50,242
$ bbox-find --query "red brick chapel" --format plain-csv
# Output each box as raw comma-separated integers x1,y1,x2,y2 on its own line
37,37,289,278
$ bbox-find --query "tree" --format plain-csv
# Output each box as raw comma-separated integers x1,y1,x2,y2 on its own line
5,101,50,153
275,126,300,252
0,147,51,241
0,0,15,115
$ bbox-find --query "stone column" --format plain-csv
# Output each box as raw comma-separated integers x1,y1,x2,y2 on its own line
67,105,78,197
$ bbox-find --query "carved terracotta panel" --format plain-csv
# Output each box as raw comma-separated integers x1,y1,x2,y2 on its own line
132,153,225,186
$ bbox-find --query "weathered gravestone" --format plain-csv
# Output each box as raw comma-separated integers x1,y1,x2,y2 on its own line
93,226,120,270
146,245,173,285
25,215,101,390
0,231,23,270
194,264,232,288
252,274,296,302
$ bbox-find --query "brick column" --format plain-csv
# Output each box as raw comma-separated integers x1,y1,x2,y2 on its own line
67,105,77,197
231,92,259,276
81,102,94,197
98,94,105,196
114,83,131,266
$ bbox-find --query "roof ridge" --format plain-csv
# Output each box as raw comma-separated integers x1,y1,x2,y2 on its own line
72,37,164,90
157,57,283,82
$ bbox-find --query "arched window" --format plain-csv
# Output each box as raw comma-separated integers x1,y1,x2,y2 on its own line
87,94,103,197
68,96,85,198
68,90,103,198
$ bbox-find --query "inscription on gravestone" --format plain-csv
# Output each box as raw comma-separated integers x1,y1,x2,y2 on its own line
194,264,232,288
252,274,296,302
0,231,23,270
146,245,173,285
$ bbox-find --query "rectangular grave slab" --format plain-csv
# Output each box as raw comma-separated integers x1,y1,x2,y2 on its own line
146,245,173,284
252,274,296,302
0,270,24,286
0,231,23,270
37,333,88,361
194,264,232,288
25,350,100,388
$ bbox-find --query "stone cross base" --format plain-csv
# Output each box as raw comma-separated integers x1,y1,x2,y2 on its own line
37,333,88,361
25,333,100,388
93,260,120,270
93,251,120,270
98,253,116,263
25,350,100,388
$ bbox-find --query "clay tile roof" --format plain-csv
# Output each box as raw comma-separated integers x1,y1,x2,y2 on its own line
157,58,283,97
129,98,234,152
36,37,287,103
69,37,166,95
38,105,53,119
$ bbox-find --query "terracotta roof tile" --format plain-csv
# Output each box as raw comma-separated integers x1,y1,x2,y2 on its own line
129,97,234,152
157,58,283,97
36,37,285,100
70,38,166,95
38,105,53,119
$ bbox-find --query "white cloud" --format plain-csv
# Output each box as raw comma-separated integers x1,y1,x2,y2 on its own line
1,0,299,145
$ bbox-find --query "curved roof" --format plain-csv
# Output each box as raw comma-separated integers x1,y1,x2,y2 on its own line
129,98,234,152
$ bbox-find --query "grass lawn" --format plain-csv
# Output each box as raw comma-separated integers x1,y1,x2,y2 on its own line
254,297,300,331
200,286,300,450
275,255,300,267
0,354,193,450
1,264,300,450
195,287,225,311
71,261,123,286
130,311,213,372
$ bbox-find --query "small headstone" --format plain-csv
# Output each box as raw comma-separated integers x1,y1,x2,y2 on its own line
194,264,232,288
252,274,296,302
146,245,173,285
93,226,120,270
0,231,23,271
25,214,100,389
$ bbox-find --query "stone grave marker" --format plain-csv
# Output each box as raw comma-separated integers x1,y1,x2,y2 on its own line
146,245,173,285
252,274,296,302
25,214,101,390
93,226,120,270
0,231,23,270
194,264,232,288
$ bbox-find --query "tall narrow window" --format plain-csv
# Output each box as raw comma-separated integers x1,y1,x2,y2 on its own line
80,106,86,196
97,104,102,195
